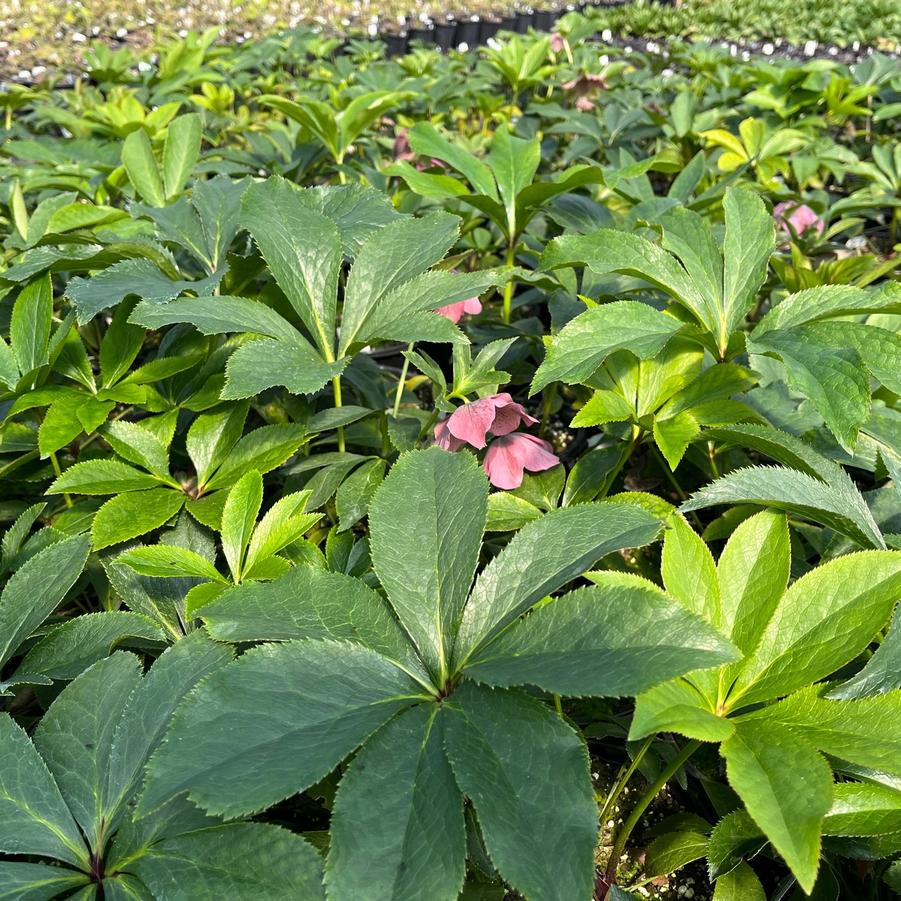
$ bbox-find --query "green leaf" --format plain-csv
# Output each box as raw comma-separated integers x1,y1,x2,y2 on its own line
0,713,88,867
48,459,162,496
339,213,459,356
0,534,90,669
335,458,385,533
11,275,52,375
245,492,320,568
92,488,186,550
630,678,735,743
131,823,325,900
728,551,901,708
721,720,832,893
752,688,901,778
222,337,346,400
129,294,300,342
105,632,233,827
33,653,143,848
186,403,248,488
712,863,765,901
162,113,202,199
747,328,870,450
530,301,683,395
654,412,701,470
17,612,165,680
662,514,719,624
0,862,90,900
115,545,224,581
541,229,710,333
465,578,737,697
102,421,171,480
241,177,342,357
570,389,633,427
721,187,774,339
485,492,543,532
829,604,901,700
326,705,464,901
487,128,540,236
220,470,263,580
444,682,596,901
122,129,165,206
139,639,420,818
455,502,662,668
198,567,424,679
369,447,487,681
644,831,708,877
204,424,307,491
407,123,498,199
824,781,901,837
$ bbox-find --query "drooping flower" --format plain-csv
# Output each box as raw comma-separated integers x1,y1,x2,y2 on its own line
434,418,465,451
483,432,560,489
563,72,608,112
442,393,538,450
773,201,824,237
393,129,415,162
434,296,483,324
550,32,566,53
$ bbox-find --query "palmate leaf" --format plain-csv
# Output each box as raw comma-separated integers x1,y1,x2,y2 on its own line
682,424,884,548
726,551,901,708
443,682,597,901
529,301,684,395
453,501,663,668
325,705,465,901
369,447,487,682
721,720,832,894
463,579,738,697
138,639,422,819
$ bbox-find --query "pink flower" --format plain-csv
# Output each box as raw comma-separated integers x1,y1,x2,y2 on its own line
393,129,415,162
483,432,560,489
442,393,538,450
434,296,482,323
773,202,824,237
574,96,596,112
550,32,566,53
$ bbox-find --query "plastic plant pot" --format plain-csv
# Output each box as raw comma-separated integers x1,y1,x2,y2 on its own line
457,16,480,46
435,21,457,50
478,18,502,40
514,10,534,32
384,32,409,55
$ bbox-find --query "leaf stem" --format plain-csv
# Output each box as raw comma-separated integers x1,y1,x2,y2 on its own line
332,376,346,453
501,243,516,325
597,734,654,828
605,738,701,882
392,343,414,419
50,452,73,508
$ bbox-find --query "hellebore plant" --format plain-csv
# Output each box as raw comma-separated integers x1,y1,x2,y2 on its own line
136,447,738,900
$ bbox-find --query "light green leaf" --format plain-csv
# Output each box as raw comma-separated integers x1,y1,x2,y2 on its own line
455,502,662,668
115,545,224,581
204,424,307,491
162,113,202,199
487,128,540,236
644,831,708,877
122,129,165,206
530,301,683,395
465,579,737,697
630,678,735,743
654,412,701,470
444,682,596,901
570,389,633,427
662,514,719,625
186,403,248,488
92,488,186,550
369,447,487,681
245,491,319,568
102,421,171,481
721,720,832,894
728,551,901,708
48,459,162,496
713,863,765,901
326,705,464,901
11,275,52,375
139,639,420,818
220,470,263,581
407,123,498,199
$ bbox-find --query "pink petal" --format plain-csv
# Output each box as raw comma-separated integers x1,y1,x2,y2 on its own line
446,396,501,449
434,418,465,451
490,398,539,437
434,301,466,323
483,433,559,490
550,32,565,53
575,96,596,112
462,297,483,316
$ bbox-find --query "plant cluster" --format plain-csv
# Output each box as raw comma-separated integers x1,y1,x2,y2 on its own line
1,21,900,901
